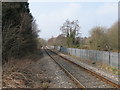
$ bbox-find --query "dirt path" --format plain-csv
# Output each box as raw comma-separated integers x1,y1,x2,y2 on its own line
2,49,77,88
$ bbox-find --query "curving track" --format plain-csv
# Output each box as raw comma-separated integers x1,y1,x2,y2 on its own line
44,47,120,88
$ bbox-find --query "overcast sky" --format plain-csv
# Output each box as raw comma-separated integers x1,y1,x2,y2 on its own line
29,1,118,40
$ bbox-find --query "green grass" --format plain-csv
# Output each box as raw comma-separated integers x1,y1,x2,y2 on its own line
41,83,49,88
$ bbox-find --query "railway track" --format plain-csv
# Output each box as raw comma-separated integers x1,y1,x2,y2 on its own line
44,47,120,88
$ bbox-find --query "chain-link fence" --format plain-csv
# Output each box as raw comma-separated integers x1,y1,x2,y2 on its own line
52,46,119,68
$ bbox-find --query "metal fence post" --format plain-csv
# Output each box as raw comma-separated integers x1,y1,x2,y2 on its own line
79,49,80,58
75,48,76,56
109,51,110,65
96,50,97,61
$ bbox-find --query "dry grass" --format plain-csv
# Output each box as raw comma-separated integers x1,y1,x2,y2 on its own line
100,64,120,75
2,50,51,88
41,83,49,88
2,58,34,88
67,54,120,75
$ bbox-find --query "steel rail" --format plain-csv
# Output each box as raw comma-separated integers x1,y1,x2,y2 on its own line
44,48,86,88
46,47,120,88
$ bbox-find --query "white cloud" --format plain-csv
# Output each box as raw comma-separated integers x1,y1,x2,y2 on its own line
28,0,119,2
96,3,118,16
34,3,81,39
30,2,118,39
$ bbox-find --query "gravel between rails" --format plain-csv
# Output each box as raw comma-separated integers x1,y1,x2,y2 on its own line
54,49,119,83
46,49,115,88
41,49,77,88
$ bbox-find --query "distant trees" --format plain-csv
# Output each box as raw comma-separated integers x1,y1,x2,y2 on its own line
107,22,118,51
88,26,108,50
53,21,118,52
2,2,39,62
47,20,118,52
48,34,67,46
60,19,80,47
37,38,47,49
47,36,56,46
55,34,67,46
87,22,118,51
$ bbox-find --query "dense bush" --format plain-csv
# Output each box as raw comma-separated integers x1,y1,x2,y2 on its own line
2,2,39,63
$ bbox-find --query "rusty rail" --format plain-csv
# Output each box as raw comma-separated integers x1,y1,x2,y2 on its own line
46,47,120,88
44,48,86,88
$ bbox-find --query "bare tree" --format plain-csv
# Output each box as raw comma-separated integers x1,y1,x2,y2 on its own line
88,26,108,50
107,22,118,51
55,34,67,46
60,19,80,46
